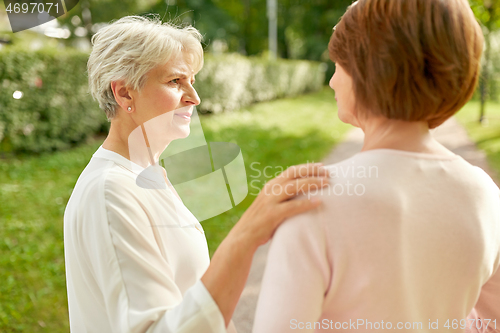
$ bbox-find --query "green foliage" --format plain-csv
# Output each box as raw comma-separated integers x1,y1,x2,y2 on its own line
142,0,351,84
470,0,500,118
143,0,244,52
57,0,157,41
471,30,500,102
196,53,326,113
56,1,354,87
455,101,500,181
470,0,500,31
0,48,108,153
0,87,349,332
57,0,352,65
276,0,353,59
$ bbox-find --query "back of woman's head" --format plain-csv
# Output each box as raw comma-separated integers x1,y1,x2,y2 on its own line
329,0,484,128
87,15,203,120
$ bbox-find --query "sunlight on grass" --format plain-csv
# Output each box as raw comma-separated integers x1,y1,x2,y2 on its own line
199,87,351,257
0,87,349,332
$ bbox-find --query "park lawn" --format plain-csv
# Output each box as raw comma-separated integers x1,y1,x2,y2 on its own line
455,100,500,181
0,86,350,332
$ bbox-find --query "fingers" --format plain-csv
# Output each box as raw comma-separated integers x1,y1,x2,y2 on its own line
275,163,329,182
261,163,330,203
264,176,330,202
237,163,329,246
278,197,323,221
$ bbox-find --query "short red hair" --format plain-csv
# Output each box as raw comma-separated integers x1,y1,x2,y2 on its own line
329,0,484,128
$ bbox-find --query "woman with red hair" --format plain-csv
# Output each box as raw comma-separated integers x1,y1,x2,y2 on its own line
253,1,500,332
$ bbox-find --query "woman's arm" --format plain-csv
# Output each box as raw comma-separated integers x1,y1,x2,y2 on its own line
252,201,329,333
202,163,329,327
467,264,500,333
66,162,327,332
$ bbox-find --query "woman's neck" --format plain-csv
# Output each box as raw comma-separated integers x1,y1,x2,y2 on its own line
359,116,454,156
102,114,170,167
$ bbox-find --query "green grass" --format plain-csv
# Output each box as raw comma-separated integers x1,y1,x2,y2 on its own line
0,140,103,332
455,100,500,181
0,86,350,332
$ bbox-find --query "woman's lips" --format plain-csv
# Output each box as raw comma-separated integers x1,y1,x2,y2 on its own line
174,112,192,120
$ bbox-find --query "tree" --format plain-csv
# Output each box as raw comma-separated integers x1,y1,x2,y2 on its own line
57,0,156,43
470,0,500,123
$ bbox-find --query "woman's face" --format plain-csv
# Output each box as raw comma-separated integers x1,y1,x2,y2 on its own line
329,64,360,127
130,54,200,140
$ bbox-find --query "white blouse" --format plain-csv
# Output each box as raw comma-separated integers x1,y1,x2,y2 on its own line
64,146,230,332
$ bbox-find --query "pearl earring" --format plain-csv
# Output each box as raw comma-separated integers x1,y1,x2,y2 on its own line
127,106,132,112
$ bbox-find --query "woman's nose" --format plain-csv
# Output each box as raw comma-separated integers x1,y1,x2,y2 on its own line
183,85,201,106
329,75,335,90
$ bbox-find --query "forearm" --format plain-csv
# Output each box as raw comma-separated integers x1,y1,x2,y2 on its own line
201,163,327,328
201,228,258,327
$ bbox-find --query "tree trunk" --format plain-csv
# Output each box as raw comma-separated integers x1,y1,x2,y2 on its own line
241,0,251,55
82,0,93,41
479,1,495,124
480,30,490,124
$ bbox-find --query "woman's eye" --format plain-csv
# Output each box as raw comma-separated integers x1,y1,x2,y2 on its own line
170,78,180,84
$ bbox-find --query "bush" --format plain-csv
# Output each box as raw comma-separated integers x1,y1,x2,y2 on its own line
0,49,108,153
0,50,326,153
195,53,327,113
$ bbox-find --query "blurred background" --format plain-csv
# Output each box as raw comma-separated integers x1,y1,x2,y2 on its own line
1,0,354,74
0,0,499,331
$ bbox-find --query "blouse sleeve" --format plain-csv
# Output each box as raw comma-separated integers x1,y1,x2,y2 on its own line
78,172,227,333
252,206,331,333
466,265,500,333
466,190,500,333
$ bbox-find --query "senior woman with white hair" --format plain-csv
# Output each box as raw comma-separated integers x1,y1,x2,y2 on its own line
63,15,329,333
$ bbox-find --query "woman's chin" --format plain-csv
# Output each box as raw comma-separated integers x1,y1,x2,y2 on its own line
338,111,361,128
338,113,351,125
180,130,190,139
174,127,191,140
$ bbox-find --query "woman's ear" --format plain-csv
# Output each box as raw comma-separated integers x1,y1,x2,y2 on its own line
110,80,134,113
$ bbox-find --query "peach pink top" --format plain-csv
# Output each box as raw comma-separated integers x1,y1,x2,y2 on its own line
253,149,500,333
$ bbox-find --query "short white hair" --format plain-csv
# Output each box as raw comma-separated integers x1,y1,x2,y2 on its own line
87,15,204,120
